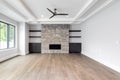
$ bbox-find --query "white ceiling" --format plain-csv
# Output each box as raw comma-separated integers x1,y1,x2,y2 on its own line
0,0,113,24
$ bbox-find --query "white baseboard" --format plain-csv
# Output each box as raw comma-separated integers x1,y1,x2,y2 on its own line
18,51,29,56
82,53,120,73
0,53,19,62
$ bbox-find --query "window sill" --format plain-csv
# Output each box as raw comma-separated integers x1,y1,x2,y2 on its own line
0,48,17,52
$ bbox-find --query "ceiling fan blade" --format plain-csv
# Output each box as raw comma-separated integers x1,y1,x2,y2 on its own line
47,8,54,14
49,15,55,19
57,13,68,15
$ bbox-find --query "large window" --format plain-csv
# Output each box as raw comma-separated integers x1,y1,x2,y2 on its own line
0,21,15,49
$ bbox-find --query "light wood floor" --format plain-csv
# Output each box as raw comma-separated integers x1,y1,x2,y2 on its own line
0,54,120,80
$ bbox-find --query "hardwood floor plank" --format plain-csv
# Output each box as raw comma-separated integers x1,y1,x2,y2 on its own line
0,54,119,80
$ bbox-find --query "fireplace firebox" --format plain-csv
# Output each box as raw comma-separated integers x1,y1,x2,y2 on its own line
49,44,61,50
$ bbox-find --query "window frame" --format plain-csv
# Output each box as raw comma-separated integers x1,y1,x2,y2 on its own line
0,21,15,50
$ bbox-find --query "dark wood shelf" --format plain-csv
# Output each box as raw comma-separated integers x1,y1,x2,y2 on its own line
29,36,41,38
29,30,41,32
29,36,81,38
69,30,81,32
69,36,81,38
29,30,81,32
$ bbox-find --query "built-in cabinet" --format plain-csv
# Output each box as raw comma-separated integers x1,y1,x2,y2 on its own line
29,24,81,53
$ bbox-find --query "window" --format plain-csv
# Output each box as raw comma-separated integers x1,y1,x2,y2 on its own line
9,25,15,48
0,21,15,50
0,22,7,49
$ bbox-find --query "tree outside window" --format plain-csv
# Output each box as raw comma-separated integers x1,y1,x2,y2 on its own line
0,22,15,50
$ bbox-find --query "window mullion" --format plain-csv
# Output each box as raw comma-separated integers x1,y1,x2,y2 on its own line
7,24,9,48
14,26,15,48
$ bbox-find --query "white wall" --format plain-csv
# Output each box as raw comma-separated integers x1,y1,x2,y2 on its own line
18,22,29,55
81,0,120,72
25,23,29,53
0,13,18,62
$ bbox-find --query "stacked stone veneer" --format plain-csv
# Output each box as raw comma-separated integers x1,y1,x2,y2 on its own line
41,24,70,53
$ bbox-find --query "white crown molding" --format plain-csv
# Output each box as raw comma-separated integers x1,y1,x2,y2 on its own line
3,0,37,19
82,0,113,22
26,0,113,24
73,0,98,21
27,0,97,24
72,0,98,24
0,0,113,24
27,18,75,24
20,0,38,19
27,20,83,24
0,0,27,20
29,21,72,24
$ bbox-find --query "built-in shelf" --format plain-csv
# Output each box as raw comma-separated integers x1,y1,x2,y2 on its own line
29,30,81,39
69,36,81,38
29,43,81,53
29,30,81,32
29,36,41,38
69,30,81,32
29,36,81,38
29,30,41,32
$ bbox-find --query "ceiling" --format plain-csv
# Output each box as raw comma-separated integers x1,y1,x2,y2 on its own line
0,0,113,24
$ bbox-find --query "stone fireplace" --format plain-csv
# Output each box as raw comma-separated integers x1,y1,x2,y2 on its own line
41,24,69,53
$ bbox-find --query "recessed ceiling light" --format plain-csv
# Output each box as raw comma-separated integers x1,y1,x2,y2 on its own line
41,15,44,18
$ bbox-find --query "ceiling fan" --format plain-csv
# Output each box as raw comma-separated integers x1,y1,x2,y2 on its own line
47,8,68,19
